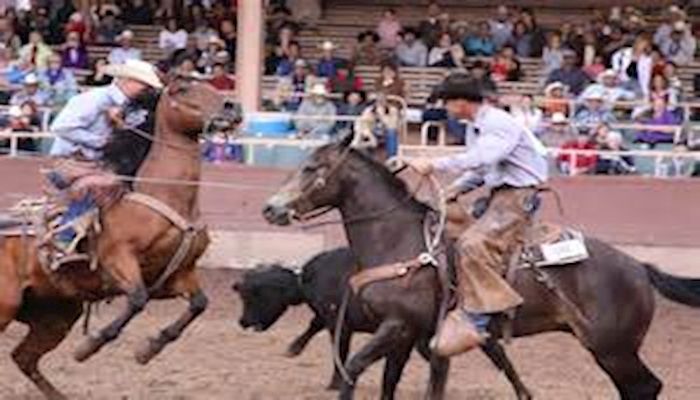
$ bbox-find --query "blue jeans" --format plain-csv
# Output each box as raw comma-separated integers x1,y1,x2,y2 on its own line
56,194,95,244
384,128,398,157
466,311,491,334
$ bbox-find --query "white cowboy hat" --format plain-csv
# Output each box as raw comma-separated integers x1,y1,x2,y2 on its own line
583,87,605,101
320,40,336,51
597,69,617,83
309,83,328,96
23,73,39,85
673,21,687,32
544,81,567,95
103,59,163,89
116,30,134,42
551,112,568,124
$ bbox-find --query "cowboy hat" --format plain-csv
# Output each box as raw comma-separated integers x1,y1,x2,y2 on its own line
597,69,617,83
103,59,163,89
320,40,336,51
673,21,687,32
23,73,39,85
583,87,605,101
544,81,567,95
309,83,328,96
116,30,134,42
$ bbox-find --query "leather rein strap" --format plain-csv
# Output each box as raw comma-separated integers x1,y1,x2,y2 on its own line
124,192,201,293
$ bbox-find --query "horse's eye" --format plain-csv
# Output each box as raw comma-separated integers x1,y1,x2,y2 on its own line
303,165,319,173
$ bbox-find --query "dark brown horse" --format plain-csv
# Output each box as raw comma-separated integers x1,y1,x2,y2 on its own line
0,76,240,399
263,136,700,400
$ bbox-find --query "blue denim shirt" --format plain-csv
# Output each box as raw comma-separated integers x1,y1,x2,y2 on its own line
49,84,129,160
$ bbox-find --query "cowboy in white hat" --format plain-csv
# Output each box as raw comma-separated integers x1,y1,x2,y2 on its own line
47,59,163,253
9,73,50,107
295,82,337,139
108,29,143,65
659,20,697,66
572,86,616,129
578,69,636,107
317,40,343,78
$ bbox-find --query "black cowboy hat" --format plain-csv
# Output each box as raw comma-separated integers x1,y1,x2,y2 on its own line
435,72,484,102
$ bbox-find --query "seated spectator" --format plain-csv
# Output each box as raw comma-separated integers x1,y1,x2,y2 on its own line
316,41,343,79
595,130,635,175
579,69,636,108
352,30,382,66
580,31,600,69
428,32,464,68
18,31,53,70
329,60,363,94
295,83,337,140
0,17,22,57
654,5,687,48
276,41,302,76
418,2,443,49
95,10,124,44
490,46,521,82
573,88,616,129
0,45,26,88
376,8,402,50
197,36,225,74
464,21,496,57
159,18,188,55
1,102,41,152
583,55,606,80
557,130,598,175
545,49,590,95
354,92,401,157
122,0,153,25
265,44,285,75
192,20,219,53
267,6,294,42
510,94,542,133
542,81,570,117
30,7,55,45
395,28,427,67
648,74,680,111
635,97,680,147
520,8,546,57
84,58,113,86
336,89,367,131
375,62,405,98
511,21,533,57
61,31,89,70
537,112,576,147
10,74,50,107
39,53,78,106
542,32,564,74
265,78,297,112
63,12,88,41
650,48,667,77
289,59,313,110
108,30,142,65
287,0,322,27
219,20,237,61
208,63,235,91
489,5,513,50
662,61,683,98
658,21,696,66
611,37,652,97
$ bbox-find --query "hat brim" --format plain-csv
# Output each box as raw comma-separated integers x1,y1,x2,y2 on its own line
103,64,163,89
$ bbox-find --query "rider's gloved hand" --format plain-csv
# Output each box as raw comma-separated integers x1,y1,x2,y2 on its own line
408,157,434,176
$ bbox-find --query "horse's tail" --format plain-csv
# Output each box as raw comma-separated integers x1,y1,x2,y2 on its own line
644,263,700,307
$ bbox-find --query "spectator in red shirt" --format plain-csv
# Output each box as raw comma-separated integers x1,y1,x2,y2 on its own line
557,131,598,175
329,61,363,95
209,63,235,91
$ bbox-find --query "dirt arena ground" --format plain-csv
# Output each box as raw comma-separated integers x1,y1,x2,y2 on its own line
1,268,700,400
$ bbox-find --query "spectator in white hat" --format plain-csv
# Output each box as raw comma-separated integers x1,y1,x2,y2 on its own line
573,87,616,129
10,73,50,107
654,5,688,47
538,111,576,147
295,83,337,140
316,40,344,78
659,21,697,66
578,69,636,108
108,30,142,65
542,81,570,117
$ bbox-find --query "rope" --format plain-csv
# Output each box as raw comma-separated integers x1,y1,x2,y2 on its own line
332,288,355,386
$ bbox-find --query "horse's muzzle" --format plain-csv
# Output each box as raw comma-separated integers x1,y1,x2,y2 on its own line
262,203,292,226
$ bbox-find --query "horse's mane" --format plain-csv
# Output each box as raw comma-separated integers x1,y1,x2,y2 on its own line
344,145,431,214
102,90,160,179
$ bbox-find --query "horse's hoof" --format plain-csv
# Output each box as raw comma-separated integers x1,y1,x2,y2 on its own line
73,336,103,362
134,338,160,365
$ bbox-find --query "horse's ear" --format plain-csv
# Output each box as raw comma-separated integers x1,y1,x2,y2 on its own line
337,129,354,148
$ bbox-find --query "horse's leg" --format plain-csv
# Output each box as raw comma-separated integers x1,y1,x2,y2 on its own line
479,338,532,400
380,341,413,400
286,314,325,357
74,251,148,362
0,245,23,332
592,350,662,400
327,326,352,391
134,269,208,364
416,338,450,400
12,300,82,400
339,319,406,400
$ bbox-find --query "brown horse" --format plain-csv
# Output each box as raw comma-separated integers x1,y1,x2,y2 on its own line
0,76,239,400
262,136,700,400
